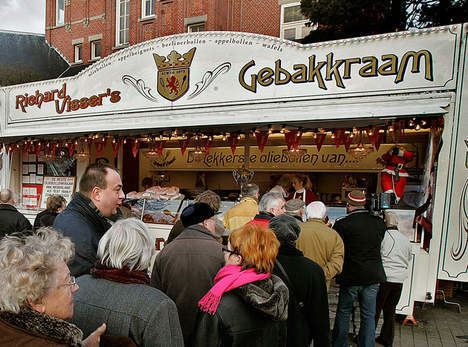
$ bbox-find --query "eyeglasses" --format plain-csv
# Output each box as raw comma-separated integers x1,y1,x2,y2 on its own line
59,276,77,288
222,246,239,256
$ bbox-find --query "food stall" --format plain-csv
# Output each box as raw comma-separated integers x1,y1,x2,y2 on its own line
0,25,466,317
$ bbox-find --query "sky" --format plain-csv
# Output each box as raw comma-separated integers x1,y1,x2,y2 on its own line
0,0,46,34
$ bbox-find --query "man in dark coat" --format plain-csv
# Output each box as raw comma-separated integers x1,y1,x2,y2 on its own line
249,192,286,227
53,163,124,277
0,189,31,237
331,190,386,347
269,214,330,347
151,202,224,344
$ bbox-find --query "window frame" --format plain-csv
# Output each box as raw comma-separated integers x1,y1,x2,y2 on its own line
187,23,205,33
116,0,130,47
141,0,155,19
74,43,83,63
56,0,65,26
279,2,310,41
90,40,102,60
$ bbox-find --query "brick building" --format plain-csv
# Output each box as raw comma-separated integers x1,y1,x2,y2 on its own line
45,0,311,65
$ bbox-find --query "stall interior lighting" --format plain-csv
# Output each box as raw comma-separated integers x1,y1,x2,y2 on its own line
0,117,440,158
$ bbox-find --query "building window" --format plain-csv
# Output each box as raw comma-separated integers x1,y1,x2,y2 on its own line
116,0,130,46
187,23,205,32
56,0,65,26
280,2,313,41
91,40,101,60
141,0,155,18
74,44,82,63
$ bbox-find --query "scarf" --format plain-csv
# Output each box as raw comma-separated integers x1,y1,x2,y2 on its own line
71,192,112,235
0,307,83,346
198,264,270,314
91,263,150,285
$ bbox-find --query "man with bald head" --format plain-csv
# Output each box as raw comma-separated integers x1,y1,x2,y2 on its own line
0,188,32,237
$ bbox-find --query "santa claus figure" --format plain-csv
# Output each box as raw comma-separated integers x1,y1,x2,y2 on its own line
380,146,414,202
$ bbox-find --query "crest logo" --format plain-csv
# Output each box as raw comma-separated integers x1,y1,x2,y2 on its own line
153,48,196,101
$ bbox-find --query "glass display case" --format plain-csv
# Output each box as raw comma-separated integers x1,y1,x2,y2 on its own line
126,198,184,224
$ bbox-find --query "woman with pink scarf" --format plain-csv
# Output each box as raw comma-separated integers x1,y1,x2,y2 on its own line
192,224,289,347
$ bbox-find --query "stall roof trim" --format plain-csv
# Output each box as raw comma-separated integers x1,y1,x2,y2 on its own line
0,24,465,138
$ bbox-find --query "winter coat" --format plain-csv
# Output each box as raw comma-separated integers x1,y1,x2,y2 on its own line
33,210,58,230
0,307,83,347
381,228,412,283
296,218,344,288
53,192,112,277
248,211,275,228
151,224,224,343
223,197,259,231
192,275,289,347
274,244,331,347
0,204,32,238
333,209,386,286
72,275,184,347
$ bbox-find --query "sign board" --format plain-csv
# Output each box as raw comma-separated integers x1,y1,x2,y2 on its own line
22,183,43,209
1,26,461,137
141,144,419,172
40,176,76,209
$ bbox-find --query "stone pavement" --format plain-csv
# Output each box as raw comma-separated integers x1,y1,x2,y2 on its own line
328,285,468,346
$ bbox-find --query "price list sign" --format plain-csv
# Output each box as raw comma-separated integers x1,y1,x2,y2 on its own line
40,176,76,209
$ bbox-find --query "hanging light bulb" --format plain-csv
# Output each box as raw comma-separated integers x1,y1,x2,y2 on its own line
421,119,427,126
415,123,421,131
268,126,273,134
280,125,286,134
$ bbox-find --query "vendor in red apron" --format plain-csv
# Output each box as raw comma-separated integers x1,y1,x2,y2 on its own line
288,174,319,205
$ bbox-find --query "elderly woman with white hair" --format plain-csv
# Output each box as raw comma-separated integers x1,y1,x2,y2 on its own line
296,200,344,289
71,218,184,347
0,227,106,347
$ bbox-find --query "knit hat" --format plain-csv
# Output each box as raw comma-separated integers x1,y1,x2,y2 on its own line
180,202,215,227
346,190,367,206
285,199,305,213
269,214,301,246
306,201,327,219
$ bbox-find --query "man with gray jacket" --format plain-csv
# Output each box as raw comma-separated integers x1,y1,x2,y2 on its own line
375,211,412,347
151,202,224,345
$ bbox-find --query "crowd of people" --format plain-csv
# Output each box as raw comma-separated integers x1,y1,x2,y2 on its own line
0,165,412,347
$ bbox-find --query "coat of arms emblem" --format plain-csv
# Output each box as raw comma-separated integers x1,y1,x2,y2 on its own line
153,47,196,101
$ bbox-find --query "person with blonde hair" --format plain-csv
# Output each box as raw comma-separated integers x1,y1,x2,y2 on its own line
34,195,67,230
71,218,183,347
0,227,106,346
193,223,288,347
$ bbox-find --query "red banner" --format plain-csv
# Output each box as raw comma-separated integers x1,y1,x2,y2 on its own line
255,131,269,152
131,140,140,158
228,133,239,154
179,135,192,156
315,133,326,152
